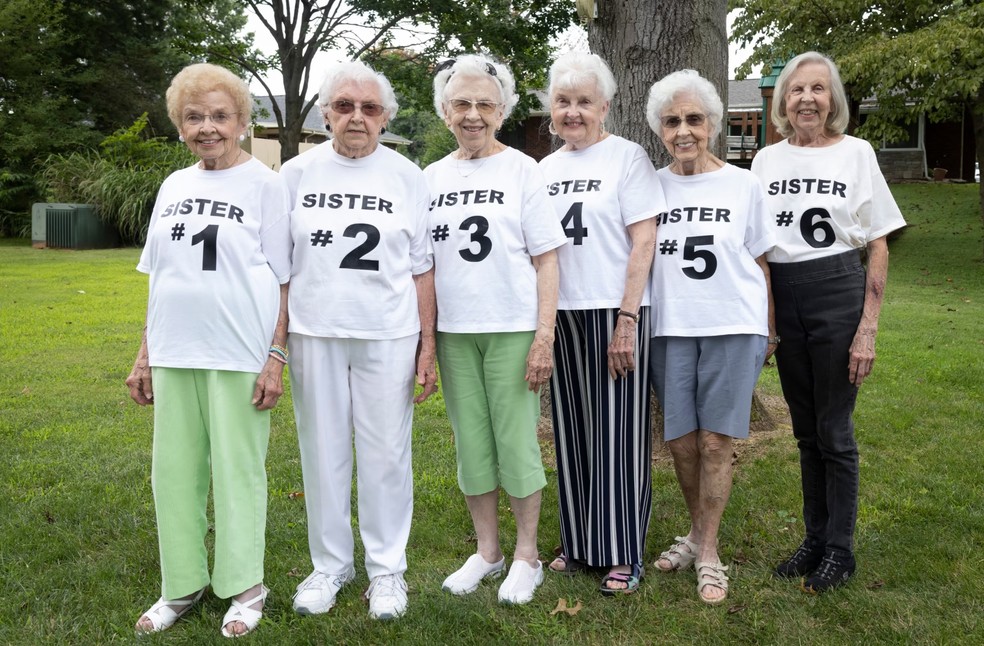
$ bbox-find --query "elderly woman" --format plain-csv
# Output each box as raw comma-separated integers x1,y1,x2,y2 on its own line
645,70,776,605
127,63,291,637
751,52,905,594
281,60,436,620
537,52,661,595
425,54,566,605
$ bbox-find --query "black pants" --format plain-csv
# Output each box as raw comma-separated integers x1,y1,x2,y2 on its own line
770,250,865,555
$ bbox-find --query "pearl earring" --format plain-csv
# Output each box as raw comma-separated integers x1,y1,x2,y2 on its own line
178,135,185,142
238,134,246,142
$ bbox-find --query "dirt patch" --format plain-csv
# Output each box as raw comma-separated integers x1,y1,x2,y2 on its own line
537,384,792,470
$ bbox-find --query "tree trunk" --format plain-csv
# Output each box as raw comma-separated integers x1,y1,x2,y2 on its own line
974,86,984,258
587,0,729,167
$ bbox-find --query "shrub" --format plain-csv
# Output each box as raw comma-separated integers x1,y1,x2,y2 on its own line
41,115,195,244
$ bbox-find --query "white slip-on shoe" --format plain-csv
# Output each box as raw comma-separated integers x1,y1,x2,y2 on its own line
292,567,356,615
497,560,544,605
442,553,507,595
366,573,408,620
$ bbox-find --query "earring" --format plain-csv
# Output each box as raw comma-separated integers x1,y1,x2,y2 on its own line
178,135,185,142
548,122,558,136
325,123,332,132
380,127,387,135
238,134,246,142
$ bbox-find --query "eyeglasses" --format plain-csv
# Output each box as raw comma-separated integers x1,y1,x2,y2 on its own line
434,58,498,78
330,100,384,117
184,112,239,126
448,99,501,115
660,114,706,129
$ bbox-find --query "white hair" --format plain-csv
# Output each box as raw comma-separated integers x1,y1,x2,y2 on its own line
548,52,617,102
772,52,850,138
645,69,724,139
432,54,519,121
318,60,399,120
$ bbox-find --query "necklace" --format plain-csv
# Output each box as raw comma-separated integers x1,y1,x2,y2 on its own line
455,155,490,178
200,147,245,171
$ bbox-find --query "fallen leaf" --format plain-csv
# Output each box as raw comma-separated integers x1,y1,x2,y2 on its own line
727,604,747,614
550,598,583,616
288,491,304,499
867,580,885,590
287,567,303,578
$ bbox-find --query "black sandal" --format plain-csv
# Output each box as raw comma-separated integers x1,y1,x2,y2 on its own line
548,554,588,576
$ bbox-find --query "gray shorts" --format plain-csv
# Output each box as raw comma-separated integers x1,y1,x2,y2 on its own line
650,334,767,441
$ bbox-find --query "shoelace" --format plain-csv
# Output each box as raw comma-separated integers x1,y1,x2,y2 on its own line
811,555,843,580
370,575,405,597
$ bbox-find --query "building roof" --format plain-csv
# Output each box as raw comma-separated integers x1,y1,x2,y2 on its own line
251,94,411,146
728,79,762,111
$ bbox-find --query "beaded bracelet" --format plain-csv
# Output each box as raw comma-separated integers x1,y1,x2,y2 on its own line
270,344,289,360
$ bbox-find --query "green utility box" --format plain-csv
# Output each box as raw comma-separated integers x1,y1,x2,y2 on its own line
31,203,120,249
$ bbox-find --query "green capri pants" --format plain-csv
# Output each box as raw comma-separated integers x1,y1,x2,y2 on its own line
436,331,546,498
151,367,270,600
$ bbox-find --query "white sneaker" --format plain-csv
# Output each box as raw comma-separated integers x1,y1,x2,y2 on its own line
366,573,408,620
442,553,507,595
497,560,544,605
292,567,355,615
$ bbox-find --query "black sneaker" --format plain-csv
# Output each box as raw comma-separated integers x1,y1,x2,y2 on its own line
801,551,856,594
774,541,825,578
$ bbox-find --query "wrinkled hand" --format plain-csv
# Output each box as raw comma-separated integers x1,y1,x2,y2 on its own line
607,317,637,379
525,334,553,393
765,339,778,365
848,326,877,386
414,343,438,404
126,359,154,406
252,357,285,410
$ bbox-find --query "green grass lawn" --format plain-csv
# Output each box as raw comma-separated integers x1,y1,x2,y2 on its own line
1,182,982,644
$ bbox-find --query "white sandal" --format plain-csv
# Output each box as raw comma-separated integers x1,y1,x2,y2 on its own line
654,536,700,572
696,561,730,605
220,584,269,638
135,588,205,634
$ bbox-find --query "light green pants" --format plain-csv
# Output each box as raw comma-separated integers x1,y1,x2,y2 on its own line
151,368,269,600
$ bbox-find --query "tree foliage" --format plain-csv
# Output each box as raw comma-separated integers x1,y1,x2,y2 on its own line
206,0,575,162
0,0,251,234
730,0,984,226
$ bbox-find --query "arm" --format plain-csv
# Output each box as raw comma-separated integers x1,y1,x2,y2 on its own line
849,236,889,385
525,249,559,393
754,254,778,364
252,282,290,410
608,218,657,379
125,324,154,405
413,268,438,404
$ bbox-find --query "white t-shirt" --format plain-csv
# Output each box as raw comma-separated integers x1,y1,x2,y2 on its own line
751,135,906,263
424,146,568,333
651,163,775,337
138,158,292,372
538,135,664,310
281,143,433,340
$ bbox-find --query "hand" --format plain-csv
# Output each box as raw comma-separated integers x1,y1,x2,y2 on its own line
414,342,438,404
765,336,778,365
848,325,877,385
252,356,285,410
607,317,637,379
126,356,154,406
525,334,553,393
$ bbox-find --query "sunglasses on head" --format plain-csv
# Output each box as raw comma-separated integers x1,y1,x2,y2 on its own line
434,58,498,78
330,100,384,117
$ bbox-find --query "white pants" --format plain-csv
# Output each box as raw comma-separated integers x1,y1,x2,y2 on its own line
290,333,417,579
